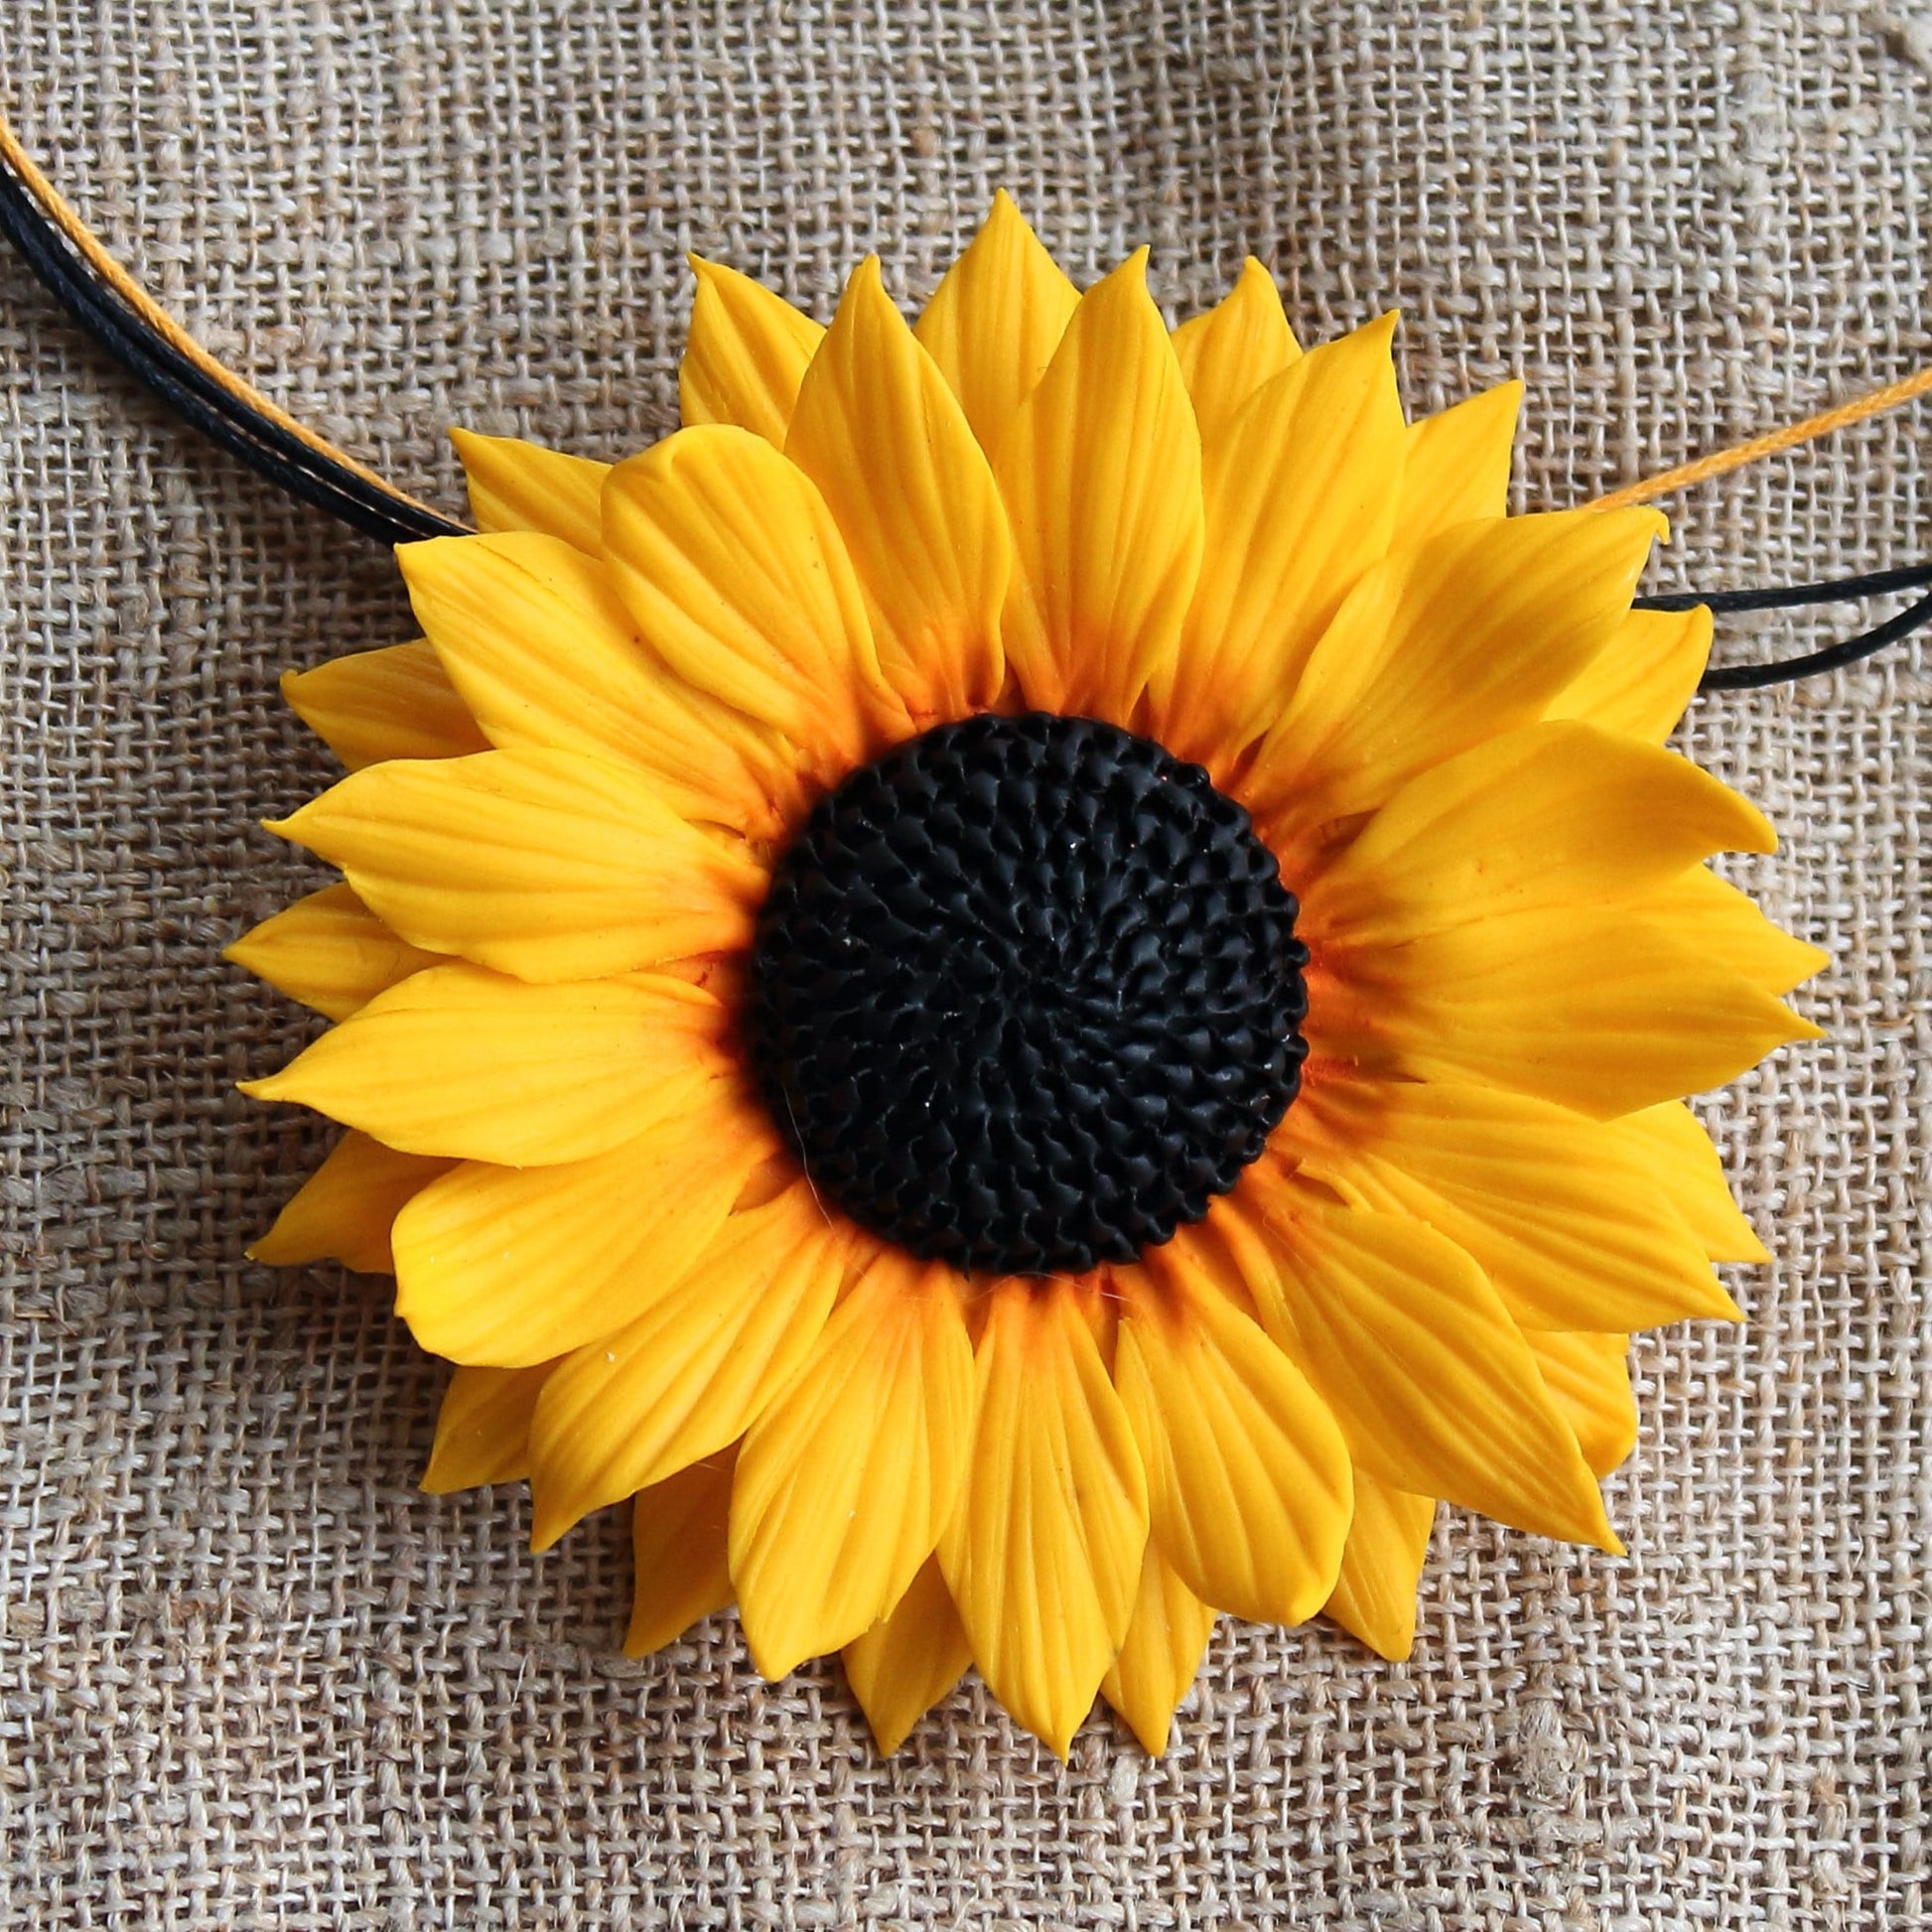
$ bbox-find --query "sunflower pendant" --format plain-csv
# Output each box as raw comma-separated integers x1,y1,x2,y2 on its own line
231,195,1825,1756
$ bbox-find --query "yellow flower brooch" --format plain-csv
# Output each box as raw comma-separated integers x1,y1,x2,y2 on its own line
230,194,1824,1756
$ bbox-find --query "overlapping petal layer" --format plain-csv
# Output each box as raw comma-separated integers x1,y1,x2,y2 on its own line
236,197,1824,1761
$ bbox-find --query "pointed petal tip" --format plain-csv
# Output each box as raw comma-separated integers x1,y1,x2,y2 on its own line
1362,1628,1418,1665
1121,1711,1172,1757
526,1501,575,1555
864,1715,917,1755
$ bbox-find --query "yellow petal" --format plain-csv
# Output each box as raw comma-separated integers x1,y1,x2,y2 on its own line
995,250,1204,718
397,530,793,838
270,748,764,985
1393,381,1522,543
1311,720,1775,943
1292,1076,1740,1331
1321,1470,1437,1660
1114,1259,1351,1626
603,425,902,779
1315,903,1822,1120
1605,1102,1770,1264
1243,1185,1619,1550
241,963,730,1166
248,1128,454,1274
1157,315,1406,765
731,1252,977,1679
1100,1546,1217,1755
225,883,439,1022
1170,257,1302,453
1546,604,1713,744
913,190,1079,458
448,428,610,554
392,1084,774,1365
842,1555,974,1753
679,257,825,444
527,1182,849,1549
625,1448,739,1655
1646,865,1830,995
1525,1330,1637,1478
1246,507,1667,831
785,256,1011,720
937,1283,1150,1758
422,1362,552,1493
281,639,490,771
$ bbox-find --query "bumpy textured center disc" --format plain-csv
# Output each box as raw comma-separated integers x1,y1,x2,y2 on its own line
746,713,1309,1276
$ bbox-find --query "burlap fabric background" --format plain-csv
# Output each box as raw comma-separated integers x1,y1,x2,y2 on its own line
2,3,1928,1925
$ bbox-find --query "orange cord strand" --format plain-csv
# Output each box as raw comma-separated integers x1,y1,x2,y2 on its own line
7,111,1927,525
0,113,457,524
1593,360,1932,508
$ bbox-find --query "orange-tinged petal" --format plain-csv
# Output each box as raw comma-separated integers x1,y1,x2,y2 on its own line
785,256,1010,720
603,425,901,778
281,639,490,771
1100,1546,1217,1755
625,1448,739,1656
1158,315,1405,765
527,1182,849,1549
269,748,765,985
679,257,824,444
225,882,439,1022
1170,257,1301,453
913,190,1079,459
1321,1470,1437,1661
396,530,792,838
842,1555,974,1753
731,1251,977,1679
1546,604,1712,745
1393,381,1522,543
391,1083,774,1366
248,1128,454,1275
1245,507,1667,832
241,963,729,1166
1646,865,1830,995
448,428,609,555
1526,1330,1637,1478
1311,720,1775,943
422,1362,552,1493
938,1282,1150,1758
1314,903,1822,1120
1291,1076,1740,1331
1115,1259,1352,1626
1242,1184,1619,1550
1606,1102,1770,1264
995,250,1204,719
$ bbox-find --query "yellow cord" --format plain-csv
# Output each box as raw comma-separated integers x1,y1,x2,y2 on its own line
0,113,458,525
1593,360,1932,508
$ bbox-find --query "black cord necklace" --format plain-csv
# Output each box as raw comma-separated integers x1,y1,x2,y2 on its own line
4,125,1926,690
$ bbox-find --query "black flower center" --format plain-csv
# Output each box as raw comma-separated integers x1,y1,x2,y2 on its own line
746,713,1309,1276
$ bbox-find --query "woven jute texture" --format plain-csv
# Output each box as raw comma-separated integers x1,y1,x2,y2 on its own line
3,3,1928,1925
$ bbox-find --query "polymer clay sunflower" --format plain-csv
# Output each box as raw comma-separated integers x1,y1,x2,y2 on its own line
231,194,1824,1756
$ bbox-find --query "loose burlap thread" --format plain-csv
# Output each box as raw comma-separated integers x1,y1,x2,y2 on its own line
2,4,1927,1926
